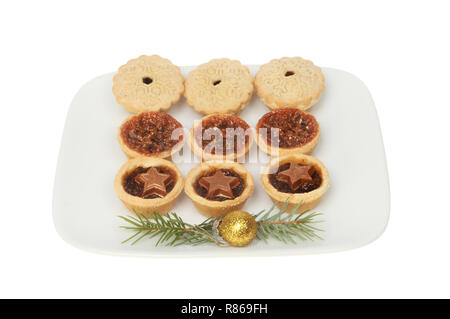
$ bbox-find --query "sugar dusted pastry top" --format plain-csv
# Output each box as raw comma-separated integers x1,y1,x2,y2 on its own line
255,57,324,111
184,58,254,115
112,55,184,113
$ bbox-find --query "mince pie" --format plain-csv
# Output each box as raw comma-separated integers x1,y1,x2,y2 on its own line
189,114,252,161
184,59,254,114
118,111,184,159
261,154,329,213
255,57,324,111
112,55,184,113
256,108,319,156
184,161,254,218
114,157,184,217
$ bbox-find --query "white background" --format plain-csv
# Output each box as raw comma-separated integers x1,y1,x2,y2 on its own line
1,0,449,298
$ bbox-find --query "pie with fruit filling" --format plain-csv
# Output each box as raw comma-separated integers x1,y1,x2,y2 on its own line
261,154,329,213
184,58,254,115
196,169,245,201
184,161,254,218
114,157,184,217
189,114,252,161
269,163,322,194
256,108,319,156
255,57,324,111
112,55,184,113
123,166,175,199
118,111,184,159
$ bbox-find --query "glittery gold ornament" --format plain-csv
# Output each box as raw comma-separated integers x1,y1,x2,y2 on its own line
218,210,258,247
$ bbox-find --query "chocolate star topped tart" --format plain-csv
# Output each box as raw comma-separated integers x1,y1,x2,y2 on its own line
198,170,242,200
275,163,318,193
134,167,174,198
114,157,184,217
185,161,254,218
256,108,320,156
261,154,329,213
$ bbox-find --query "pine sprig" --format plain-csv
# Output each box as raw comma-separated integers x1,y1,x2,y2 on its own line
255,202,323,244
118,212,226,247
118,201,323,247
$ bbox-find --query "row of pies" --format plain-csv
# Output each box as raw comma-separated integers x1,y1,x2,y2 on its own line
114,155,329,218
112,55,324,115
117,108,319,161
112,55,329,218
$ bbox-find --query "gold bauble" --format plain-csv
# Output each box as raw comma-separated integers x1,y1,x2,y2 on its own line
218,210,258,247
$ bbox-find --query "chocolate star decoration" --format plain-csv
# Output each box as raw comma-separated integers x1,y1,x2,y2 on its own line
135,167,173,198
198,170,241,200
276,163,313,191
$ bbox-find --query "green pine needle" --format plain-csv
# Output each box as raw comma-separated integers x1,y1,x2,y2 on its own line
118,212,222,246
118,201,323,247
255,202,323,244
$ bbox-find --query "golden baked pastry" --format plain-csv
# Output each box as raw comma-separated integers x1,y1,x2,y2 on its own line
112,55,184,113
184,161,254,218
118,111,184,159
261,154,329,213
189,114,253,162
114,157,184,217
256,108,320,156
184,59,254,114
255,57,324,111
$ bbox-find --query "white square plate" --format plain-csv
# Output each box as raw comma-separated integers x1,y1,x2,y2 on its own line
53,65,390,257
